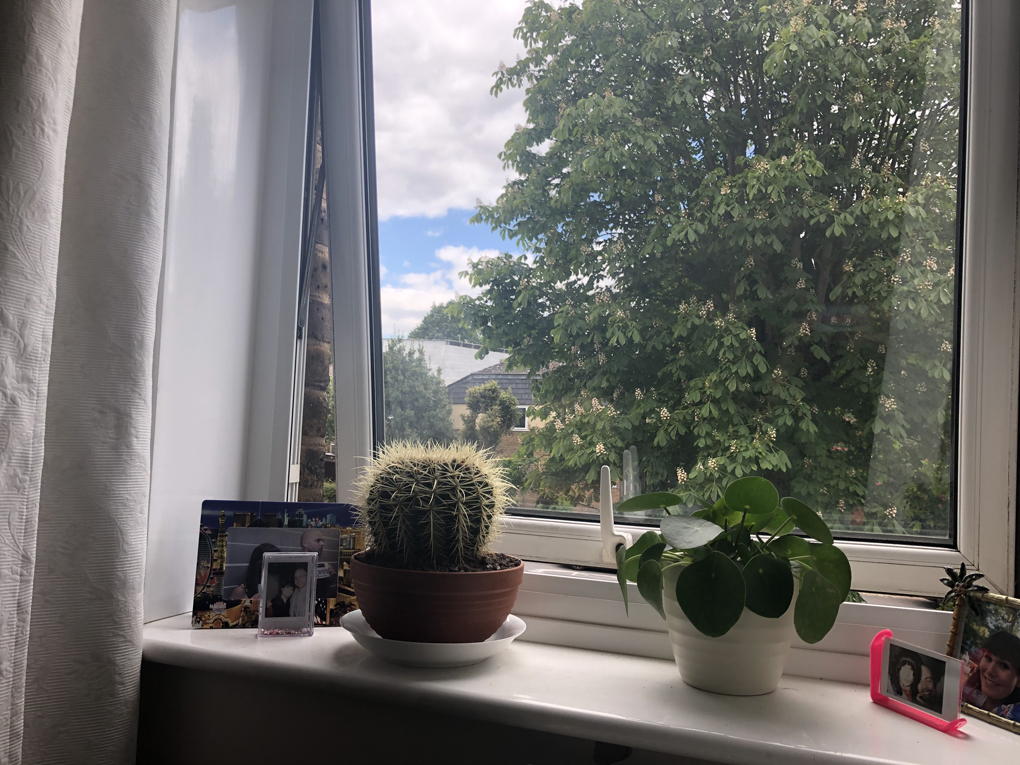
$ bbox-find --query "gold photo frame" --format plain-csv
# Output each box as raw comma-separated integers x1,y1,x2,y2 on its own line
948,590,1020,735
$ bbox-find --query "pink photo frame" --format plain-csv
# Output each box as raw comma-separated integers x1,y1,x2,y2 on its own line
870,629,966,734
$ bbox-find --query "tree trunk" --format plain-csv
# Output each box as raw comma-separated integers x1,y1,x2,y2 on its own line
299,172,332,503
945,595,965,655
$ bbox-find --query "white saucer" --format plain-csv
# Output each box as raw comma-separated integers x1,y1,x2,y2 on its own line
340,611,526,668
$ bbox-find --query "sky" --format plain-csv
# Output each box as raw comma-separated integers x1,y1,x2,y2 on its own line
371,0,530,336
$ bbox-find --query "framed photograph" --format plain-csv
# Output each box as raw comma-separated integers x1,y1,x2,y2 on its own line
257,552,317,637
949,591,1020,734
192,499,365,629
879,637,963,723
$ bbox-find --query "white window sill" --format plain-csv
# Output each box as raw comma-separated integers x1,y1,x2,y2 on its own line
143,612,1018,764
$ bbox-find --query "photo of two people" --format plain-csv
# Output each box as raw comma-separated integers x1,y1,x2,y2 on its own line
265,560,311,619
886,644,947,716
257,552,318,637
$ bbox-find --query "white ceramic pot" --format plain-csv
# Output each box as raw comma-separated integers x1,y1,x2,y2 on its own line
662,564,797,696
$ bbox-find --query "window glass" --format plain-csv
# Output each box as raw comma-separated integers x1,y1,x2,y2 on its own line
372,0,963,542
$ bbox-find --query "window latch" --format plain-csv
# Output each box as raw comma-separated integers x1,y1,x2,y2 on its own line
599,465,632,564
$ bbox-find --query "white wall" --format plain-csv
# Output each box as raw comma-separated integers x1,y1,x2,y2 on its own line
144,0,312,622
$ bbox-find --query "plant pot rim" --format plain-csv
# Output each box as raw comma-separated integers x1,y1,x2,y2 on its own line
352,550,523,576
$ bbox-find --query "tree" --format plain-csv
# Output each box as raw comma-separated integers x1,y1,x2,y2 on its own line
465,0,960,536
408,298,483,343
461,380,520,450
383,339,456,443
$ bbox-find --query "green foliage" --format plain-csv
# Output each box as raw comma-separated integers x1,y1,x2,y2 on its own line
461,380,520,449
322,480,337,503
464,0,961,536
408,298,482,343
356,441,511,570
383,339,455,444
617,476,850,643
325,373,335,447
939,561,988,612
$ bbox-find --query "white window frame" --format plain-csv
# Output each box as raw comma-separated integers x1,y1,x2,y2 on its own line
318,0,1019,599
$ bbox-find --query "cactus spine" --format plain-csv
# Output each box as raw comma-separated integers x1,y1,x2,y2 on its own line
356,441,511,570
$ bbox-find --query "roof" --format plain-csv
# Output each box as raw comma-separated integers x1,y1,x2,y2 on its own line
391,339,509,385
447,362,539,405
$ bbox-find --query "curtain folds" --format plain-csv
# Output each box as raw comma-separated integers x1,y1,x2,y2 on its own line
0,1,176,763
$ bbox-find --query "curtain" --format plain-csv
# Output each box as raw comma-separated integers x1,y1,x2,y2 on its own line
0,1,176,763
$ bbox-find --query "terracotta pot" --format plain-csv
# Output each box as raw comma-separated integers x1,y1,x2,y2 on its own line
351,553,524,643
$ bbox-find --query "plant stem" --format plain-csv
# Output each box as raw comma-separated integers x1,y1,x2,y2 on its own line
734,509,748,546
763,516,795,547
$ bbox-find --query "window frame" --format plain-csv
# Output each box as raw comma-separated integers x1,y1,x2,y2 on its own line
320,0,1019,597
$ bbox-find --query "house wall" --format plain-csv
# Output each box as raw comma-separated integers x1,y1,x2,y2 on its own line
452,403,470,431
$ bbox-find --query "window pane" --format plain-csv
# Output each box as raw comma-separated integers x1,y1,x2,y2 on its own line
372,1,963,541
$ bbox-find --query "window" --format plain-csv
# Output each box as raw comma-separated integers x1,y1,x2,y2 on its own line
319,0,1018,597
513,406,528,432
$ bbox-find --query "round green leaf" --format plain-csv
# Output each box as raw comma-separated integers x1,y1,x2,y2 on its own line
748,511,775,534
660,515,724,551
615,543,629,614
675,551,746,637
617,492,684,513
624,530,663,560
759,508,793,537
770,535,811,560
639,542,667,570
724,477,780,516
623,531,662,582
809,544,852,601
781,497,834,545
794,569,842,644
637,559,666,620
741,555,794,618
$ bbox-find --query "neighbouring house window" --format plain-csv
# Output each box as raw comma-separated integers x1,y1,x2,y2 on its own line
513,406,528,432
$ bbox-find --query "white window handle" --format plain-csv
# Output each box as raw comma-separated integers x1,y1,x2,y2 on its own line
600,465,633,564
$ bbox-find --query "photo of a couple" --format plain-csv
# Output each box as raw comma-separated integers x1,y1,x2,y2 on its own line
886,644,946,715
265,561,311,619
257,552,318,638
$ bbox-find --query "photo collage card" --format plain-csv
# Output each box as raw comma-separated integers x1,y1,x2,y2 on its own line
192,500,364,629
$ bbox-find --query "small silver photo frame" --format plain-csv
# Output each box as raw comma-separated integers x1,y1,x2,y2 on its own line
257,552,317,637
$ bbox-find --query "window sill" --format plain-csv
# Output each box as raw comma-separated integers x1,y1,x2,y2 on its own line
514,562,953,686
144,613,1018,765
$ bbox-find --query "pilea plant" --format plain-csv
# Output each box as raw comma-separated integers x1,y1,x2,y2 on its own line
356,441,511,570
615,476,851,644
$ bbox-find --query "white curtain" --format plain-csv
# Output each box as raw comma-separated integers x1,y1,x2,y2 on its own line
0,1,176,763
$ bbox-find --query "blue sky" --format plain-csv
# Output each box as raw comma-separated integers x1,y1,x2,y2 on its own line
371,0,529,335
378,208,520,336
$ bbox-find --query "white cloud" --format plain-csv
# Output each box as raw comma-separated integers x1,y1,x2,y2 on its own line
371,0,529,220
380,245,499,335
425,228,444,237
